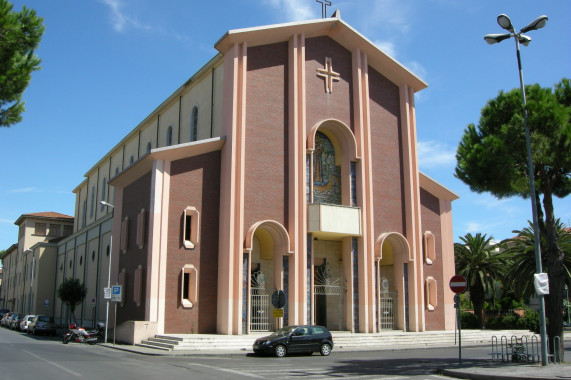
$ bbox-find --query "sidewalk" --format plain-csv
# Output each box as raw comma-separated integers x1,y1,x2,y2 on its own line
99,342,570,379
439,362,571,380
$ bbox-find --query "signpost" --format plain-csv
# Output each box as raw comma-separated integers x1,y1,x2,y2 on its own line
271,290,286,329
110,285,123,346
450,275,467,365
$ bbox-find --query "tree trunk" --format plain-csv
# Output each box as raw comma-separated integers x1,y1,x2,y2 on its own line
471,276,485,329
542,182,565,360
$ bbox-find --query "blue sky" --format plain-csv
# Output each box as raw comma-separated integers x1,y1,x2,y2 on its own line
1,0,570,256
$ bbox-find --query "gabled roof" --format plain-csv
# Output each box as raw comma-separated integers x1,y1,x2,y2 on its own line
14,212,74,226
215,12,427,93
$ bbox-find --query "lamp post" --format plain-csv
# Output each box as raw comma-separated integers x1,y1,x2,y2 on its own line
100,201,114,344
484,13,548,366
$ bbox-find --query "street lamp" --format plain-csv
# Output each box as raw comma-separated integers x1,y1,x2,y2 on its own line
100,200,114,344
484,13,548,366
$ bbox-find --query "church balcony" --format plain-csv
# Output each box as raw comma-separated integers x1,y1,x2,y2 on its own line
308,203,361,239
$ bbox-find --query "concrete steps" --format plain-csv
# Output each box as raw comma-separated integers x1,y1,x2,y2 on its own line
137,329,537,352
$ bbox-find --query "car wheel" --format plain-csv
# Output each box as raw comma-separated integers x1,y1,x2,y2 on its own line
274,345,287,358
320,343,332,356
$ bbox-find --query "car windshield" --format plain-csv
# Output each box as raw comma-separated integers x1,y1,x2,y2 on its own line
269,326,297,337
38,316,52,322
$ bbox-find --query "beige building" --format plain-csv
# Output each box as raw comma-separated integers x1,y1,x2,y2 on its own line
0,212,74,315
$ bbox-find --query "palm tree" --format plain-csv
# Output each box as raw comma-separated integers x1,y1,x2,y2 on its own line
454,233,506,328
502,220,571,300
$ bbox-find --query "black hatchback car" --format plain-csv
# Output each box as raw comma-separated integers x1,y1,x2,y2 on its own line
253,325,334,357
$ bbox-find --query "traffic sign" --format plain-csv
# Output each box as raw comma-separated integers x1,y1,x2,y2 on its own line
449,275,467,294
111,285,123,302
272,290,287,309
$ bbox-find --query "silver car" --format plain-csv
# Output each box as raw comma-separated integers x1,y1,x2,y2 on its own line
20,315,36,332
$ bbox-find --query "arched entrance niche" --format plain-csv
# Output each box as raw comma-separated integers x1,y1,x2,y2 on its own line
307,119,358,206
307,119,358,331
244,221,292,333
375,232,412,331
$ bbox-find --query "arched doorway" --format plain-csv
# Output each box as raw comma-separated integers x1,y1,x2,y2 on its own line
375,233,412,331
244,221,292,333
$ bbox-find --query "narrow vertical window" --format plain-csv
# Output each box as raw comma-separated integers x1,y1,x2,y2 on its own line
306,154,311,203
100,178,107,211
181,264,198,308
146,141,152,153
425,277,437,311
120,217,129,253
82,199,87,227
350,161,357,206
134,265,143,307
129,155,134,166
190,106,198,142
90,186,96,218
166,125,173,146
136,209,146,249
183,207,200,249
424,231,436,264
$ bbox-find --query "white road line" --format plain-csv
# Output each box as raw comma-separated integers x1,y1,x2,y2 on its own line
186,362,265,379
23,350,82,377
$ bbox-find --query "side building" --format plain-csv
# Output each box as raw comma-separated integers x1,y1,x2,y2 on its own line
0,212,74,316
54,13,459,341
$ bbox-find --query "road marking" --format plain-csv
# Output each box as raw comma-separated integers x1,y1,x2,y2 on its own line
23,350,82,377
186,362,264,378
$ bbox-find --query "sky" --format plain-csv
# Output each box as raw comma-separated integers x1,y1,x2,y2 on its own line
1,0,570,258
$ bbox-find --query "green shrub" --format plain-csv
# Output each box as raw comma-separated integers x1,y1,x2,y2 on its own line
460,311,480,329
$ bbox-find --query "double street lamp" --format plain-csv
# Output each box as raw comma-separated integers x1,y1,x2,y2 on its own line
484,13,548,366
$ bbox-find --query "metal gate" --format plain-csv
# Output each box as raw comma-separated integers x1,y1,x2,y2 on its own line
314,261,345,330
379,294,396,330
377,277,396,330
250,271,272,332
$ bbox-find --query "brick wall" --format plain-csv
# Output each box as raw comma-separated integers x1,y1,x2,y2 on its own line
305,36,353,130
368,67,405,235
118,171,152,324
419,188,445,330
244,42,289,229
165,151,221,334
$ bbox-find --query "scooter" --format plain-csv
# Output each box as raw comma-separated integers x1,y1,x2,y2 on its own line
62,323,98,345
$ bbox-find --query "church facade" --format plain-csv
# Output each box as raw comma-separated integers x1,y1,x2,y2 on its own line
55,13,458,338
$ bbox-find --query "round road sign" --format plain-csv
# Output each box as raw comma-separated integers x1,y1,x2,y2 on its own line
449,275,468,294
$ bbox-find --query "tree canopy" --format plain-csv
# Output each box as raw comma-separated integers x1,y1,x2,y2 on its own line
455,79,570,200
455,78,570,354
0,0,44,127
57,277,86,321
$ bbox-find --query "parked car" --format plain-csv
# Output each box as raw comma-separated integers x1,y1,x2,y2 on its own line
1,312,13,327
9,313,22,330
0,308,9,319
20,315,36,332
28,315,56,336
253,325,334,357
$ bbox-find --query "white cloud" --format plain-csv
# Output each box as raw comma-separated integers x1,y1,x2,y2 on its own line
404,60,427,82
465,221,483,234
373,40,397,58
8,187,37,193
263,0,316,22
417,140,455,169
99,0,152,33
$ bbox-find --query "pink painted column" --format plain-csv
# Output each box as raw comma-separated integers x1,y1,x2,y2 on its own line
217,42,248,335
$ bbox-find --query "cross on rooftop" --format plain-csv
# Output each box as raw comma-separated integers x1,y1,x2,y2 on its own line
316,0,332,19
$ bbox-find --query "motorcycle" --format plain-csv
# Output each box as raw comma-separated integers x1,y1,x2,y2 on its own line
62,323,99,345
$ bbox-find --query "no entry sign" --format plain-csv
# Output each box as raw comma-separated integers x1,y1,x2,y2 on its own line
449,275,467,294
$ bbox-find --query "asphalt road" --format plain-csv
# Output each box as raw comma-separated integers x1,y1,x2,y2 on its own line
0,326,546,380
